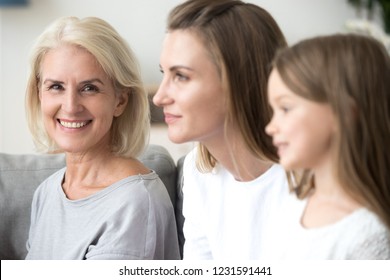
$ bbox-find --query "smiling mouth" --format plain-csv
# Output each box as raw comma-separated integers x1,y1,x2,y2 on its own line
58,120,91,128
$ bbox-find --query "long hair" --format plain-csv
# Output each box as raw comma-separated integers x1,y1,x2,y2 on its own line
273,34,390,229
167,0,287,171
25,16,149,158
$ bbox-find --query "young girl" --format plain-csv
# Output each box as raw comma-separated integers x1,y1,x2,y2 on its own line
265,33,390,259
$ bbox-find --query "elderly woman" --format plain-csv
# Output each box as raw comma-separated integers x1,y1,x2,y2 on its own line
25,16,179,260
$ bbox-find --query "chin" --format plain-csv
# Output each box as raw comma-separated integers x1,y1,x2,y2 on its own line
279,158,296,170
167,131,189,144
168,136,187,144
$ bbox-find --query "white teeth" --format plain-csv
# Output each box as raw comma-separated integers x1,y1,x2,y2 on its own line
60,120,88,128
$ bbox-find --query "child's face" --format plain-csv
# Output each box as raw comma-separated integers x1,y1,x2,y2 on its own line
266,69,337,171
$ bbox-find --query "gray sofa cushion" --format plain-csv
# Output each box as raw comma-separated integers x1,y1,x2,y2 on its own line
175,156,185,259
0,144,177,260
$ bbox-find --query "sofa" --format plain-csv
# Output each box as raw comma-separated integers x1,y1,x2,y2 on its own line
0,144,185,260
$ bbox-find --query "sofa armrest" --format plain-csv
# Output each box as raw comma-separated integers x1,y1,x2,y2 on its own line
139,144,177,206
0,153,65,260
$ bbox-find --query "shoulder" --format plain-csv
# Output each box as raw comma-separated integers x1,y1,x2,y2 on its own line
182,148,208,188
110,157,150,179
39,167,66,186
183,147,197,173
33,168,66,199
259,163,288,187
253,163,290,202
183,147,224,180
346,209,390,259
114,171,165,197
115,172,173,211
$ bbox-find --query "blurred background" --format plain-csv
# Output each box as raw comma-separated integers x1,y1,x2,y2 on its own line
0,0,386,162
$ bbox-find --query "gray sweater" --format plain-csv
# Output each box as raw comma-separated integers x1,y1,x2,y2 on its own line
26,168,180,260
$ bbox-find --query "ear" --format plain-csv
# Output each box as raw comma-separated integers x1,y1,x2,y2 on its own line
113,89,129,117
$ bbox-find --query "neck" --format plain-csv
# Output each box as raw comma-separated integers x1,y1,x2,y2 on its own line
62,148,118,197
311,159,362,210
204,135,274,182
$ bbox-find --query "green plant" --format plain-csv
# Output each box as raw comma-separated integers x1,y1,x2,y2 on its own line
378,0,390,33
348,0,390,33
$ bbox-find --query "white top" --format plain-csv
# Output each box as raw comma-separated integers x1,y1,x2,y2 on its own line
260,194,390,260
26,168,180,260
182,148,289,260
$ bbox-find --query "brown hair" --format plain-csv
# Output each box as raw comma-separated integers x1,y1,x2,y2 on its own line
167,0,287,171
273,34,390,229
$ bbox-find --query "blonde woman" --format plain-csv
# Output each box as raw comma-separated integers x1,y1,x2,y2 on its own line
25,16,180,260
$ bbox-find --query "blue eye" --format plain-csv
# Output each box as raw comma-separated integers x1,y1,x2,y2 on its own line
82,84,99,93
48,84,64,91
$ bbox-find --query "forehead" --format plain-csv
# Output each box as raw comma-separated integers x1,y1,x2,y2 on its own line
42,45,96,64
161,30,214,67
40,45,106,78
268,69,293,98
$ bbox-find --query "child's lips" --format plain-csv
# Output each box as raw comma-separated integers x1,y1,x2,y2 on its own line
274,142,288,156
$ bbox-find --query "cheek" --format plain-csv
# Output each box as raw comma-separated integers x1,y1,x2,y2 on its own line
40,96,57,116
282,121,313,153
293,127,334,166
97,105,117,126
282,120,302,141
292,122,324,151
194,100,226,131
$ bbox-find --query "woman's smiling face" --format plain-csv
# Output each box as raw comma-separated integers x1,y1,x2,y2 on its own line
39,44,126,154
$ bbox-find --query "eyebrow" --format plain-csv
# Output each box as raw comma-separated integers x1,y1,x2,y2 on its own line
274,95,291,101
42,79,63,85
42,78,105,85
269,93,294,104
80,78,104,85
160,64,194,72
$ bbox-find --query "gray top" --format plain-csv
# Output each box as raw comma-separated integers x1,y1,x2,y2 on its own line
26,168,180,260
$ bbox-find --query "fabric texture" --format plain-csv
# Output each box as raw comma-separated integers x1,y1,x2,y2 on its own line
25,168,180,260
260,194,390,260
0,144,180,260
182,148,290,260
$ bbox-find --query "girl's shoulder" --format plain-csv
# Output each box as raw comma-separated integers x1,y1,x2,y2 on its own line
343,209,390,259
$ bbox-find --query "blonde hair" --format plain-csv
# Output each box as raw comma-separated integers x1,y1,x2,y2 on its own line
25,16,149,157
167,0,287,172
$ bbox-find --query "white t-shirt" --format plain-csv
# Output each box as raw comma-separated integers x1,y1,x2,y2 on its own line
182,148,390,260
260,193,390,260
182,148,289,260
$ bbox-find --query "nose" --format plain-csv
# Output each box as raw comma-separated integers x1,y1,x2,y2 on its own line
265,116,277,137
62,89,83,114
153,79,173,107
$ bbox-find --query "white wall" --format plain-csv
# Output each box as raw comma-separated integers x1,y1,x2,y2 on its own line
0,0,358,154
